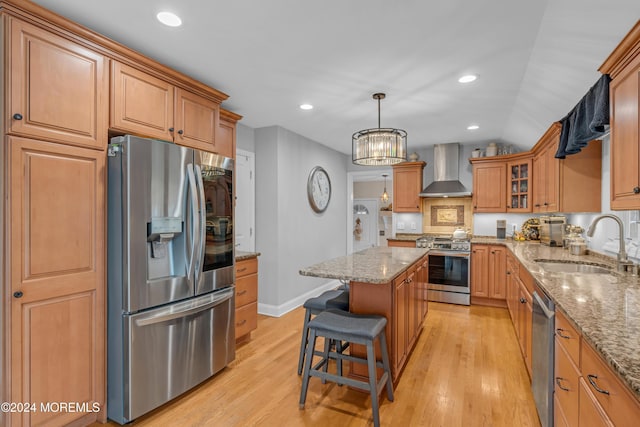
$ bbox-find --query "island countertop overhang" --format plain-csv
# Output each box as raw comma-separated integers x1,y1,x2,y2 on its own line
299,247,430,284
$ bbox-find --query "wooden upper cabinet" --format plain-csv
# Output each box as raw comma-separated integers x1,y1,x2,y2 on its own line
9,136,106,426
471,160,506,212
110,61,174,141
507,157,532,212
532,136,559,213
111,61,230,154
600,21,640,210
174,87,219,152
392,161,425,213
532,123,602,213
8,18,108,149
218,109,242,159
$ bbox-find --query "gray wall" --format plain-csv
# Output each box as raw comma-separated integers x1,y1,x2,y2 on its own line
236,123,255,152
255,126,348,315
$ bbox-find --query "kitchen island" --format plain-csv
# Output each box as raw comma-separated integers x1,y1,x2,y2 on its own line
300,246,429,383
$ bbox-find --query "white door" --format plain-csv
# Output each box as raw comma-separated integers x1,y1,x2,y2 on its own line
235,149,255,251
353,198,379,252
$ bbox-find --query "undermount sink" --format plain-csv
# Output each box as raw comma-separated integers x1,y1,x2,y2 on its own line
534,259,613,274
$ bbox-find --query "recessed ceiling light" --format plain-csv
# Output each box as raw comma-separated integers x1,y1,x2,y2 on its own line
458,75,477,83
467,125,479,130
157,11,182,27
299,104,314,110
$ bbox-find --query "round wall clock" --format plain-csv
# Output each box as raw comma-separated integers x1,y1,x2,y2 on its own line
307,166,331,213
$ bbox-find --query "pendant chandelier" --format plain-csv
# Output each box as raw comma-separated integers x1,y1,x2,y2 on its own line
380,174,389,203
352,93,407,166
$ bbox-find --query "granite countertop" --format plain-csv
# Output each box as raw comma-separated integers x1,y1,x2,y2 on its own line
299,246,429,284
235,250,261,261
484,239,640,401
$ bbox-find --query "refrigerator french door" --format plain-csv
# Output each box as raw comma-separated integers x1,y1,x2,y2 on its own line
107,135,235,424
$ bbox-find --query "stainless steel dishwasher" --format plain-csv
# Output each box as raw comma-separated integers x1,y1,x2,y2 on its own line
531,285,555,427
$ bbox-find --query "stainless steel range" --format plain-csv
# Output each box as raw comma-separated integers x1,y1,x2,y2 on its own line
423,236,471,305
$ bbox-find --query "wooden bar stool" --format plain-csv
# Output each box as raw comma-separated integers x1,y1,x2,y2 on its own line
296,289,349,375
299,309,394,427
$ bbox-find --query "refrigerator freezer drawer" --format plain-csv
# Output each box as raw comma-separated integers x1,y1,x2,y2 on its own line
108,288,235,424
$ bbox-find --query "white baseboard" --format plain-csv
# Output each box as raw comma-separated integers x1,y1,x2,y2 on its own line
257,279,342,317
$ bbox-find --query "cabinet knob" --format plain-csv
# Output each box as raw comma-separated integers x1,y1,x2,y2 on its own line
543,202,548,206
507,271,511,275
519,297,526,304
169,127,174,132
534,204,540,207
178,129,184,135
634,187,640,194
13,291,23,298
13,113,23,120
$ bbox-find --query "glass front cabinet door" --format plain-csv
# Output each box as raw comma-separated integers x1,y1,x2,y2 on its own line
507,158,532,212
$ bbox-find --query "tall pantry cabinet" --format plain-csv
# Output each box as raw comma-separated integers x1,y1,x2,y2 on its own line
1,1,240,426
3,10,108,427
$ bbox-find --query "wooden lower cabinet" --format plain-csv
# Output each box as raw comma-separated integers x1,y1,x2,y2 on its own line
555,394,571,427
8,136,106,426
554,310,640,427
471,244,506,304
505,250,533,377
235,257,258,342
517,280,533,375
349,255,427,384
579,379,614,427
393,272,409,371
555,336,581,425
387,239,417,248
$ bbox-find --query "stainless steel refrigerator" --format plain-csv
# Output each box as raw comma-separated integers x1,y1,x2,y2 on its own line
106,135,235,424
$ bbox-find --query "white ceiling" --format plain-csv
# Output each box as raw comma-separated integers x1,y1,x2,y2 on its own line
31,0,640,155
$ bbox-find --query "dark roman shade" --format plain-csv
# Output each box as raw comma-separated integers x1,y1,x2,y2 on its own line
555,74,611,159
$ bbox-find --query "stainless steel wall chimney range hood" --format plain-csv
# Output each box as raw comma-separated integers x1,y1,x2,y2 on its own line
419,143,472,197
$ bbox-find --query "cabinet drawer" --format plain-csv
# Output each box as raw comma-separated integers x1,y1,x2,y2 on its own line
555,310,580,365
236,258,258,277
518,265,535,294
581,340,640,427
554,395,570,427
555,337,580,425
579,378,614,427
235,302,257,339
236,274,257,307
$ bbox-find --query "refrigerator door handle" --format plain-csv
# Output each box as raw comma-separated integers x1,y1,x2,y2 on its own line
134,287,234,327
186,164,200,282
194,164,206,280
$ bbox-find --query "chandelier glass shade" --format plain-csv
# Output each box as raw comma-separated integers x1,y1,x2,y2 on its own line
352,93,407,166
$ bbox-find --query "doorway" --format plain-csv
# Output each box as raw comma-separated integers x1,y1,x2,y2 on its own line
353,199,379,252
346,169,392,254
235,149,255,251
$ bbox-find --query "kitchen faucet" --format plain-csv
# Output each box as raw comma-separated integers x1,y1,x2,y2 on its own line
586,214,635,273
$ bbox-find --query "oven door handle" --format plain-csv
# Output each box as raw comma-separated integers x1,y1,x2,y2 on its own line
429,251,470,258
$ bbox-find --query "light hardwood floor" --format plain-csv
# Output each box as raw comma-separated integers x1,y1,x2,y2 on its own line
95,302,540,427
